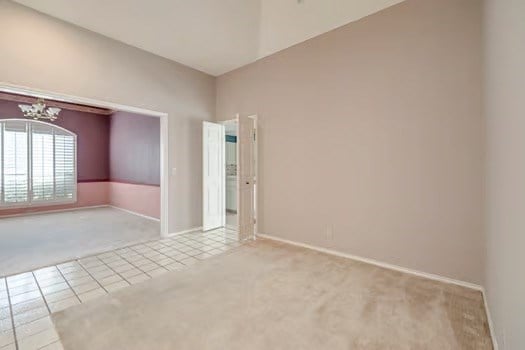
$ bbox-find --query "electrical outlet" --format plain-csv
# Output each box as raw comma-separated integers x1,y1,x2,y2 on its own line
325,225,334,241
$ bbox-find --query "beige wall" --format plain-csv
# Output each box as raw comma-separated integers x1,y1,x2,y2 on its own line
484,0,525,348
0,0,215,233
217,0,484,283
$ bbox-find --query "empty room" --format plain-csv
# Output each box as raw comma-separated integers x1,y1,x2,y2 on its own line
0,92,162,277
0,0,523,349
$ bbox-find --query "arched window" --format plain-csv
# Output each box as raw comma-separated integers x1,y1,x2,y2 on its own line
0,119,77,207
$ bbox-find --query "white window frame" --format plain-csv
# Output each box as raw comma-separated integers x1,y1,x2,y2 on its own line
0,119,77,208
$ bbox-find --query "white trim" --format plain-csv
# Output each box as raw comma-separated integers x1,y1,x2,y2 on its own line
0,82,169,237
256,233,483,291
260,231,498,350
0,204,109,219
235,114,240,233
249,114,258,239
481,288,499,350
167,226,203,236
108,205,160,222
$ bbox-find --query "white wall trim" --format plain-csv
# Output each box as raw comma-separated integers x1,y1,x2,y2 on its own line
256,233,483,291
0,205,110,219
168,226,203,237
258,234,499,349
108,205,160,222
481,288,499,350
0,82,170,237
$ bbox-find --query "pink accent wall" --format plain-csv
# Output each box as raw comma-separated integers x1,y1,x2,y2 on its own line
108,182,160,219
0,182,109,217
0,181,160,219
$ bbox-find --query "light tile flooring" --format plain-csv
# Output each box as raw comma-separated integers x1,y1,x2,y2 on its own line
0,228,242,350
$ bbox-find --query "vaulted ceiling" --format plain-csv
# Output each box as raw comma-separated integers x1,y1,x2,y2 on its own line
13,0,405,76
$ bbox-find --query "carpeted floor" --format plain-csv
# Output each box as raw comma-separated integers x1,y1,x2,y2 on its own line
0,207,160,277
52,239,492,350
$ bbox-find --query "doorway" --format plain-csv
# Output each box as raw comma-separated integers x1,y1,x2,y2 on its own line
0,83,169,276
224,120,238,230
202,115,257,240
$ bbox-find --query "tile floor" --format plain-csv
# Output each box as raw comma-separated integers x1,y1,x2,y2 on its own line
225,212,237,229
0,228,243,350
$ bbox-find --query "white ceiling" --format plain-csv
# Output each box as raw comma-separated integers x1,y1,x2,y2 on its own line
13,0,405,76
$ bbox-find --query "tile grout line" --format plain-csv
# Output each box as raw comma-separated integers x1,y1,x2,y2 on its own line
0,230,241,350
54,266,82,304
37,340,61,350
0,232,188,280
174,234,236,256
93,256,132,288
36,339,60,350
157,239,209,262
5,279,20,350
76,261,109,294
167,234,238,260
127,246,168,273
17,328,54,349
0,229,233,280
112,250,154,279
30,272,51,315
144,240,193,265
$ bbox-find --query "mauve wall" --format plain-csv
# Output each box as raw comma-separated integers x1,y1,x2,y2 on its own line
109,111,160,186
108,111,160,218
0,99,110,182
216,0,483,284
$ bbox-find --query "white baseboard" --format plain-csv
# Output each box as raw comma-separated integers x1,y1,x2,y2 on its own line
0,205,110,219
167,226,203,237
256,233,483,291
481,288,499,350
109,205,160,222
257,233,499,349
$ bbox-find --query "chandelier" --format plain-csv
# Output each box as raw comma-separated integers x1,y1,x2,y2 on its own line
18,98,61,121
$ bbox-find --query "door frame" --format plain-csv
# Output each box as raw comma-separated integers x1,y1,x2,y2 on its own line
220,118,239,231
0,82,170,237
212,115,257,239
247,114,258,239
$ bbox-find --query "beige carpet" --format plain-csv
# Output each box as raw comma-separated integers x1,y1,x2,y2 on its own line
0,207,160,276
52,239,492,350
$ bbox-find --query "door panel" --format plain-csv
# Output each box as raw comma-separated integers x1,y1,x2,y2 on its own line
238,115,256,240
203,122,225,231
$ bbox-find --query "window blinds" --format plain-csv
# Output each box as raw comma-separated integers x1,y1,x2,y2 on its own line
0,119,76,207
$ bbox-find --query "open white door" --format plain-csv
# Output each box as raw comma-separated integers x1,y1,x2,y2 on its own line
237,115,257,240
203,121,225,231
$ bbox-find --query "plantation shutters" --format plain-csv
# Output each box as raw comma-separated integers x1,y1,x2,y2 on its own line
0,119,76,207
53,128,76,200
1,120,29,204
